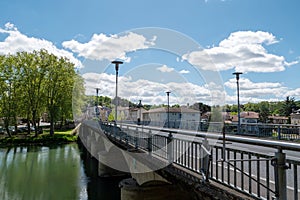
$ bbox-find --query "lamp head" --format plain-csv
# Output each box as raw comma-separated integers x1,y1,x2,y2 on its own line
112,60,123,71
233,72,243,81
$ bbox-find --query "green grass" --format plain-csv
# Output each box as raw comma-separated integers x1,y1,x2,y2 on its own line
0,129,78,147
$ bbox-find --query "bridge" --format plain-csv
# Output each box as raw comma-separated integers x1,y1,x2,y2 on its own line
78,120,300,200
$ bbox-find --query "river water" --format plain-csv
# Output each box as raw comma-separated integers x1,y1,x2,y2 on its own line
0,143,124,200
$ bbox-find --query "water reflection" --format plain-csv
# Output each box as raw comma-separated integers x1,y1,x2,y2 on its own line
79,143,126,200
0,143,125,200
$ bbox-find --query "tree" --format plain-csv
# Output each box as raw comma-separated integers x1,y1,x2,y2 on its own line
0,50,83,137
0,55,23,136
43,53,77,135
225,104,239,113
243,102,259,112
280,96,297,124
258,101,270,123
191,102,211,113
16,51,48,136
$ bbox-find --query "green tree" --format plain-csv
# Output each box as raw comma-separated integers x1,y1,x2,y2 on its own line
191,102,211,113
43,53,76,135
16,51,48,136
258,101,270,123
0,55,23,136
243,102,259,112
280,96,297,123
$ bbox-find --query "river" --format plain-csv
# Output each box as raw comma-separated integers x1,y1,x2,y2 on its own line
0,143,124,200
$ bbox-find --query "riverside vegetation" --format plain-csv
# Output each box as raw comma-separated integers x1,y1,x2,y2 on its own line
0,128,78,147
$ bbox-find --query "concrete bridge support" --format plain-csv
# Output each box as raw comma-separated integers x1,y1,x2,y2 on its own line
119,178,192,200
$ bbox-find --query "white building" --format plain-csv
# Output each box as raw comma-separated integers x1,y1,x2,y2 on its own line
291,109,300,125
142,107,201,129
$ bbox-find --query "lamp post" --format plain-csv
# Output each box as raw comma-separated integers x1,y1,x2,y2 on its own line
112,61,123,125
233,72,242,134
166,91,171,128
95,88,100,117
137,100,142,125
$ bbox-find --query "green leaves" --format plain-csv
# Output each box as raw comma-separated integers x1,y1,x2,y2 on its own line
0,50,84,136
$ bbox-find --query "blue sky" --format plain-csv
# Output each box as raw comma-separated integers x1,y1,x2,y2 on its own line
0,0,299,106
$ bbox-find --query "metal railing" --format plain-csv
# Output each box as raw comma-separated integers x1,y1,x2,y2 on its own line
83,120,300,200
122,120,300,141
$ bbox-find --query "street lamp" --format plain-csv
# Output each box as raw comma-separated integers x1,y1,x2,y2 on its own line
137,100,142,125
95,87,100,117
166,91,171,128
233,72,242,134
112,60,123,124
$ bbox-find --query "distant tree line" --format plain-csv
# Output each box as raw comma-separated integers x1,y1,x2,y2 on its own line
225,96,300,123
0,50,84,137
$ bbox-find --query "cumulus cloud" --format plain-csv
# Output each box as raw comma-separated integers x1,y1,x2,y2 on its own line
182,31,298,73
285,88,300,99
0,23,82,68
82,73,222,106
156,65,174,73
62,32,155,62
224,77,288,103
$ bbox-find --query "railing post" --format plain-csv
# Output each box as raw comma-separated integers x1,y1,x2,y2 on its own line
277,126,281,140
135,127,138,149
273,148,288,200
167,132,173,163
147,130,152,155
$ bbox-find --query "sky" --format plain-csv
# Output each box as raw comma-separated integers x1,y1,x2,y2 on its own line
0,0,300,107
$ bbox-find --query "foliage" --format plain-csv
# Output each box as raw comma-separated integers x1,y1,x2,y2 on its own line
191,102,211,113
0,133,77,147
226,97,300,123
259,101,270,123
0,50,84,137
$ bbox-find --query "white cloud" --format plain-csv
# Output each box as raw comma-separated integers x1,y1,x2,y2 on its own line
225,77,282,90
63,32,155,62
82,73,223,106
224,77,288,104
4,22,17,31
285,88,300,99
179,69,190,74
182,31,298,73
0,23,82,68
156,65,174,73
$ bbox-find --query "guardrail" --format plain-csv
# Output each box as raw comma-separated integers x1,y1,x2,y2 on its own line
83,121,300,200
121,120,300,141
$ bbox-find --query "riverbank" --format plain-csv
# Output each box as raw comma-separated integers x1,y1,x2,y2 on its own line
0,131,78,147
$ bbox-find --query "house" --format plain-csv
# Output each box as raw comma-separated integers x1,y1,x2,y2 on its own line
230,111,259,134
142,107,201,129
268,115,288,124
128,107,147,122
291,109,300,125
231,111,259,123
204,111,231,123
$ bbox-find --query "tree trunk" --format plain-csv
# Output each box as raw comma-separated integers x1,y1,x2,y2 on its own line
4,118,11,137
32,110,38,137
50,118,54,136
26,119,31,135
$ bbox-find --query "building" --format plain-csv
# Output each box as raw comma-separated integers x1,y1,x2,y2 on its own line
142,107,201,129
231,111,259,134
231,111,259,124
268,115,289,124
291,109,300,125
128,107,147,123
